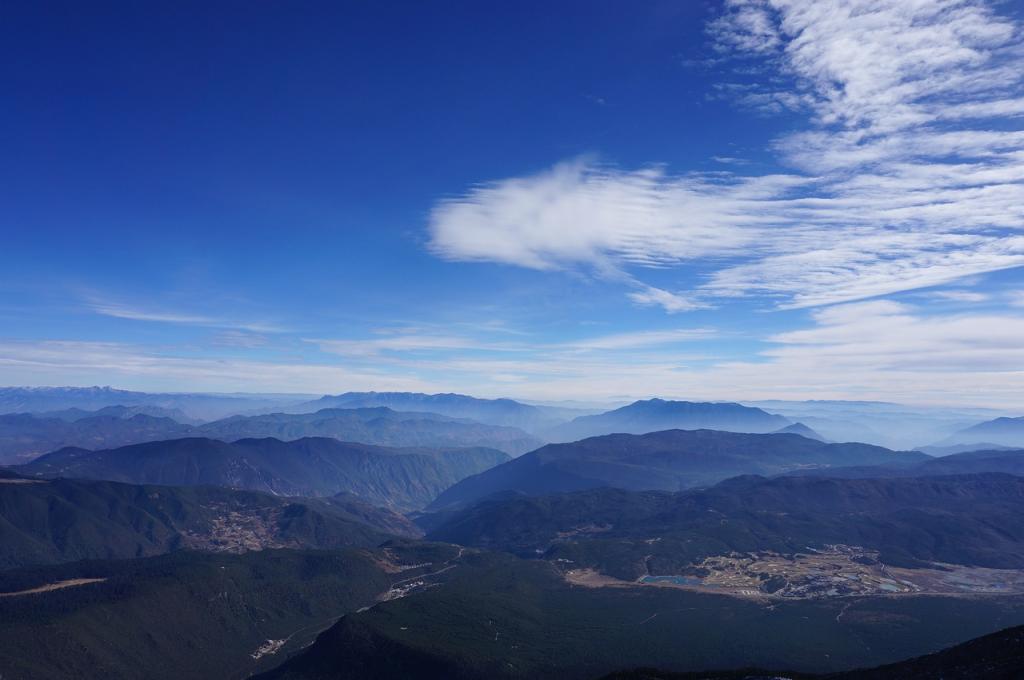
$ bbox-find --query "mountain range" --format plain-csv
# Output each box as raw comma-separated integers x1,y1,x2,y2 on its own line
14,437,509,511
290,391,580,432
199,407,542,455
0,406,541,464
774,422,826,440
934,416,1024,450
743,399,1011,450
429,429,924,510
0,386,315,421
39,403,202,424
0,411,196,464
545,399,791,442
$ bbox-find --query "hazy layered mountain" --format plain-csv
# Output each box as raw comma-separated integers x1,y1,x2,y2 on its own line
428,473,1024,577
0,386,315,421
774,422,826,441
16,437,509,510
291,391,569,432
0,472,417,570
39,404,201,424
430,429,923,510
745,399,1010,450
258,549,1024,680
0,406,540,464
0,412,194,464
198,407,542,456
546,399,791,442
935,416,1024,450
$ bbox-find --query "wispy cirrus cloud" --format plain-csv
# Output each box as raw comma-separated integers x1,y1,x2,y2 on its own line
311,334,494,358
1008,290,1024,308
627,285,706,313
87,299,285,333
428,0,1024,311
921,290,991,303
559,328,715,351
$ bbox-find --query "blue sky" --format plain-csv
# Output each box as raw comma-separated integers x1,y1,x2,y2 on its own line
3,0,1024,406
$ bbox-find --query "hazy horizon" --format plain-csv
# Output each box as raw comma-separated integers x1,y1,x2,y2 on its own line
0,384,1018,415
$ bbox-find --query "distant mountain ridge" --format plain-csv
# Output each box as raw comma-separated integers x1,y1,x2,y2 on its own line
0,386,314,421
774,421,826,441
198,407,542,455
546,399,791,442
292,391,570,432
15,436,509,510
430,429,923,510
935,416,1024,449
39,404,201,424
0,405,541,464
0,412,195,464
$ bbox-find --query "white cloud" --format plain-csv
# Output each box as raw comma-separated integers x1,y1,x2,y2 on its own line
429,160,792,271
311,334,492,358
7,301,1024,406
211,331,269,349
923,290,990,303
559,328,715,351
764,300,1024,374
627,286,706,313
1008,290,1024,308
428,0,1024,311
89,299,283,333
90,301,217,325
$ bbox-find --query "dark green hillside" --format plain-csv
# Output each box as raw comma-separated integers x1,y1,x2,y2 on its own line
16,436,509,510
431,429,924,510
259,551,1024,680
603,624,1024,679
0,549,396,680
427,473,1024,577
0,476,417,570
